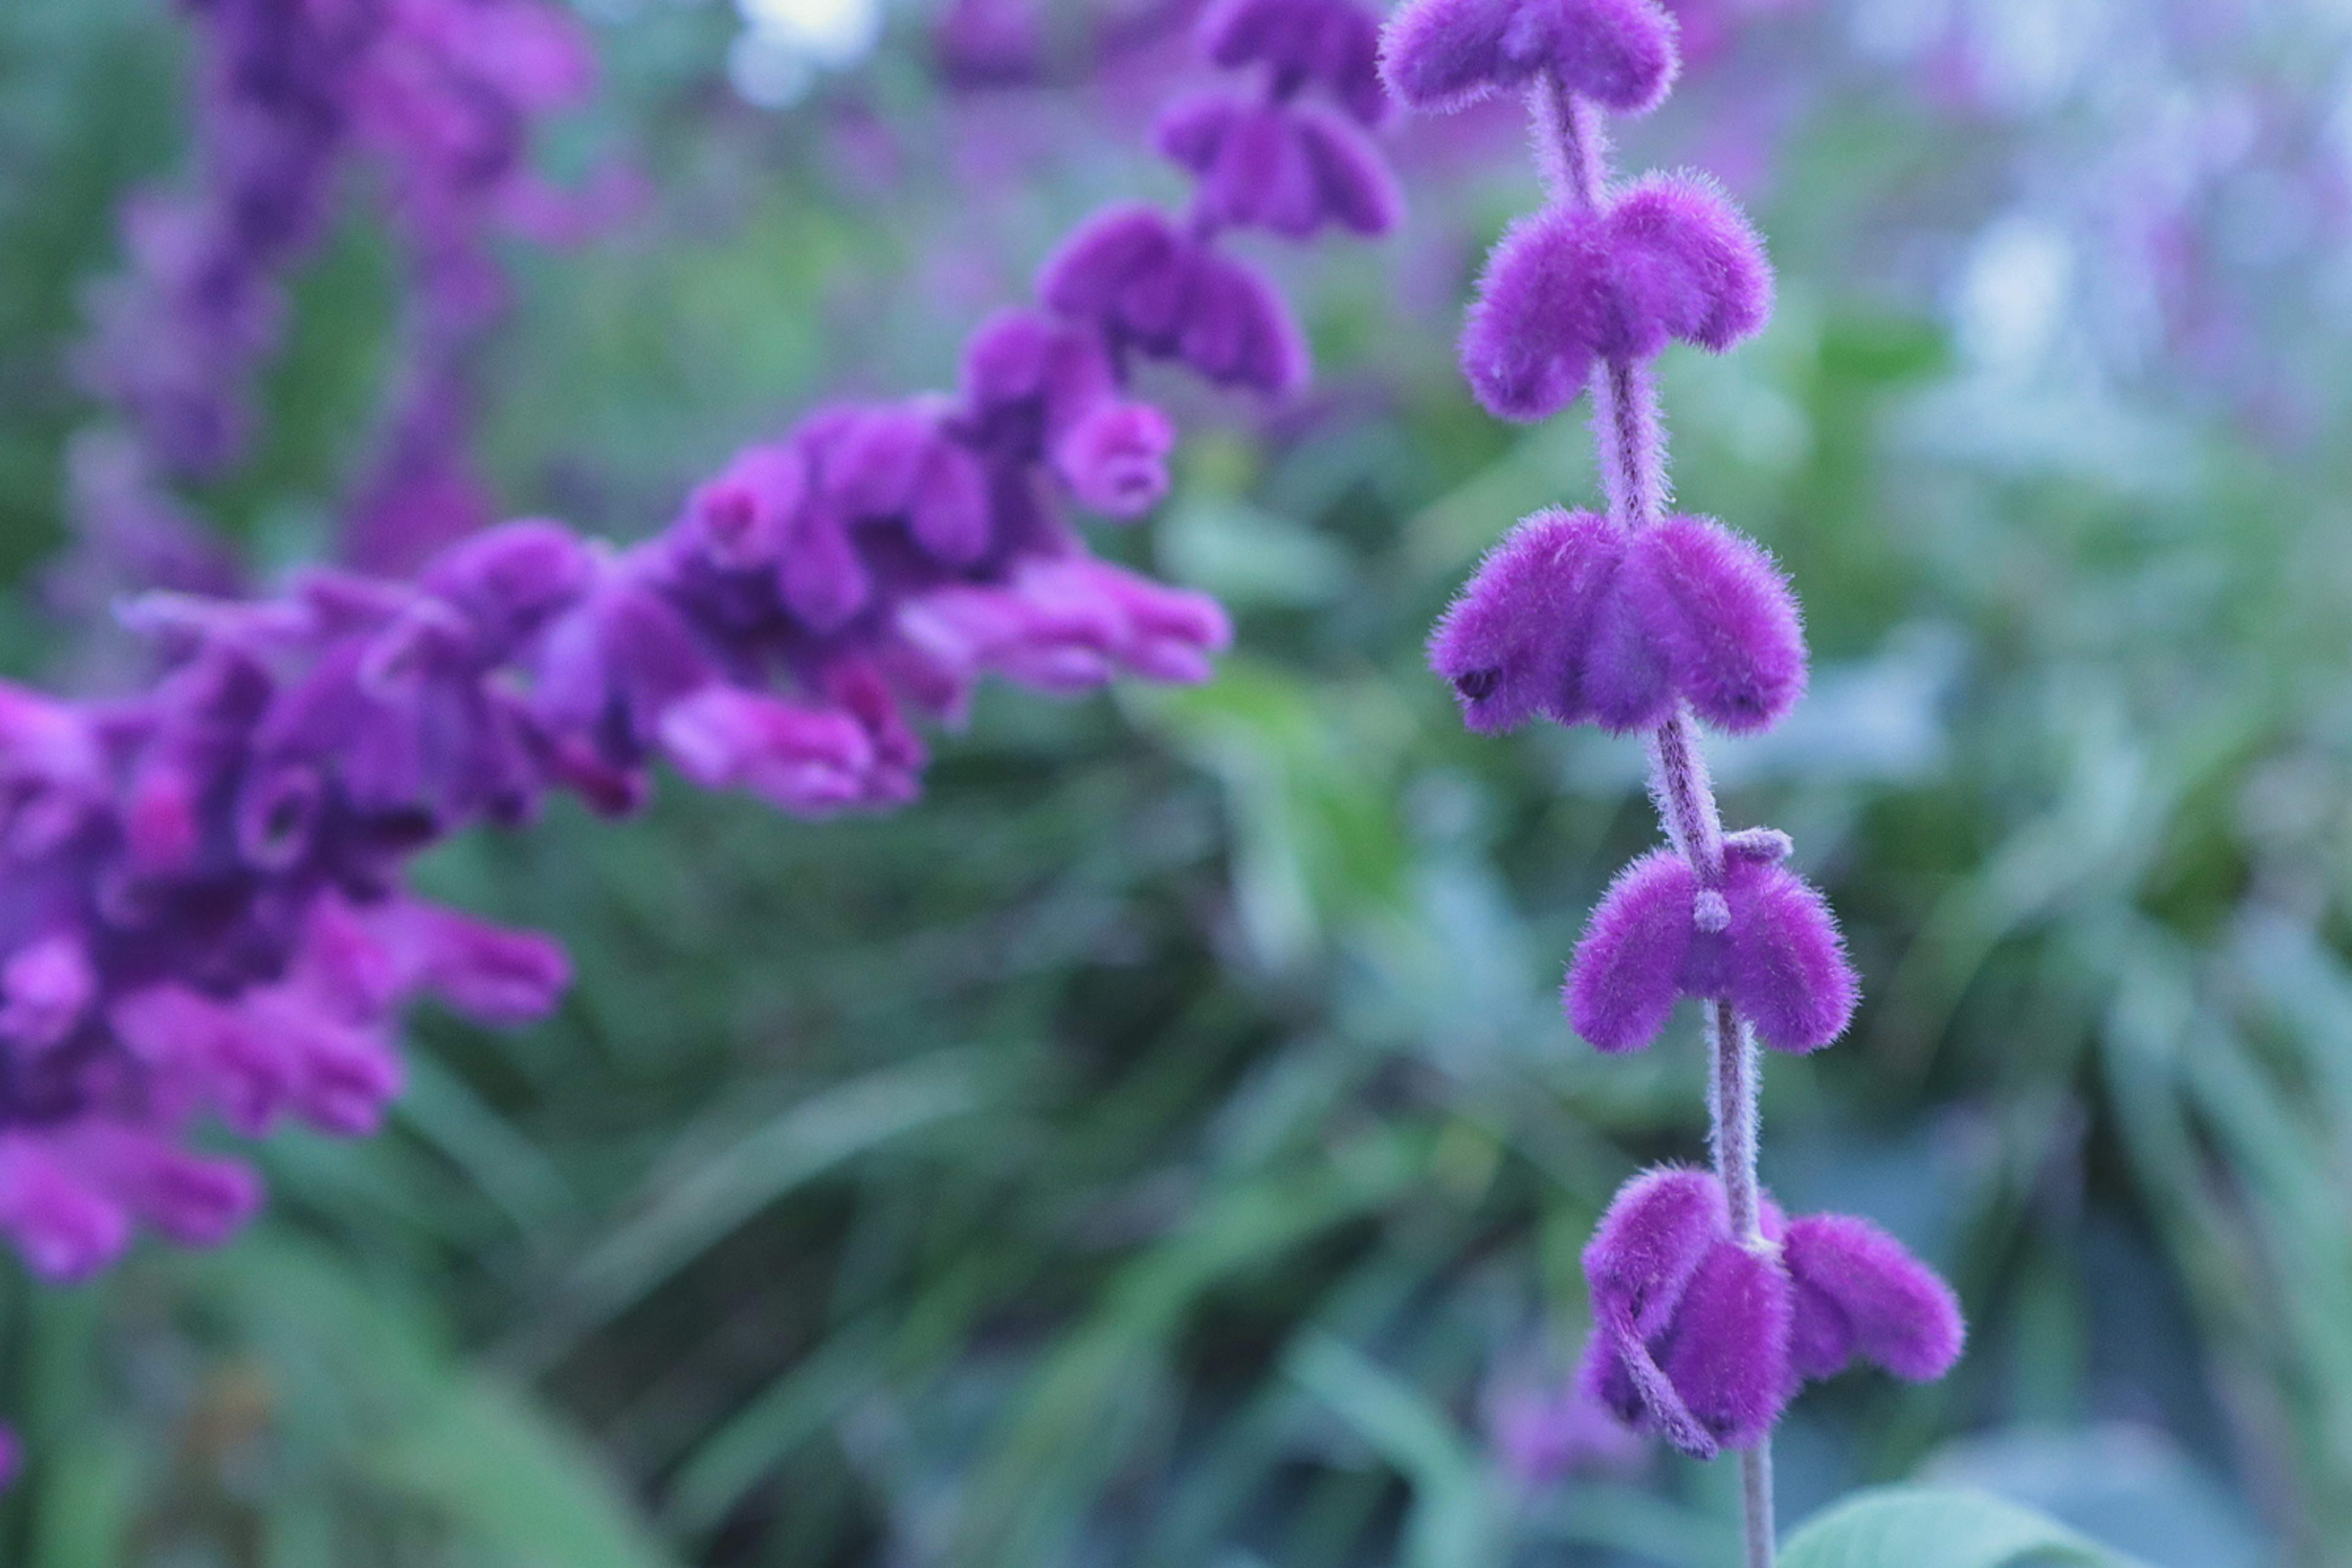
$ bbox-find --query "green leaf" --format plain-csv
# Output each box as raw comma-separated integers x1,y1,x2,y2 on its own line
1782,1486,2147,1568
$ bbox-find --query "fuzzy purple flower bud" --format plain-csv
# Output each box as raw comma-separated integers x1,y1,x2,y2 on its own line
1380,0,1681,116
1564,832,1855,1054
0,937,97,1053
1430,507,1804,736
1200,0,1389,125
0,1137,131,1284
685,445,810,571
1041,205,1309,395
1461,176,1771,422
1054,402,1177,518
658,687,878,816
1157,94,1403,239
1780,1213,1967,1383
1579,1169,1961,1458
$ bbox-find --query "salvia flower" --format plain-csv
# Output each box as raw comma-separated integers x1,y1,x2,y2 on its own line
0,0,1395,1289
1579,1169,1963,1458
1381,0,1682,116
78,0,606,489
1198,0,1390,126
1566,832,1855,1054
1381,0,1961,1528
1461,176,1772,423
1430,505,1804,737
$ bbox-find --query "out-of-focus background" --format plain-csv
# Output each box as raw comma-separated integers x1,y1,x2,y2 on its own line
4,0,2351,1563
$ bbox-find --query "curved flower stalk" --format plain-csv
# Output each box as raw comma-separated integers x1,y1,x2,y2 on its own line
0,0,1393,1298
73,0,616,574
1379,1,1956,1560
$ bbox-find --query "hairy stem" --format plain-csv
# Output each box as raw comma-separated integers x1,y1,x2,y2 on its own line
1534,66,1777,1568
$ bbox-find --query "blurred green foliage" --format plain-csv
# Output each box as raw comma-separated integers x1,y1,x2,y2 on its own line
0,2,2344,1566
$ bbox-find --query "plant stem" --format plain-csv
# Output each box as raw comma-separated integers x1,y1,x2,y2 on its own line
1532,66,1778,1568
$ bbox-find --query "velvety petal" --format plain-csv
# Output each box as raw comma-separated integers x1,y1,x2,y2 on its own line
1781,1213,1965,1383
908,437,995,563
1580,1167,1724,1454
777,495,874,632
820,404,935,519
1381,0,1678,115
1038,203,1186,331
1655,1239,1794,1452
1722,858,1856,1052
375,896,573,1027
1428,507,1621,733
1052,401,1174,518
657,686,877,815
1574,540,1676,733
1180,248,1311,394
1292,104,1404,236
69,1126,262,1248
415,518,593,655
1623,514,1804,734
1565,848,1697,1052
1200,0,1387,124
1461,205,1611,422
682,443,808,571
1607,175,1773,355
0,935,96,1052
0,1136,130,1283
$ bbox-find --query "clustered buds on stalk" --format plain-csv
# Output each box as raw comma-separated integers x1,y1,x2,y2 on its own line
79,0,605,485
1378,0,1959,1526
0,0,1395,1292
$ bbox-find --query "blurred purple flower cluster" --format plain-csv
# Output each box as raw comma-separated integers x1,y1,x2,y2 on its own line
0,0,1392,1292
77,0,608,494
1379,0,1958,1511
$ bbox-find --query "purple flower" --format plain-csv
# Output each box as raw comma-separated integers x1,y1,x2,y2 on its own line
1579,1169,1964,1458
1041,205,1311,395
1564,832,1856,1054
1157,92,1403,239
1381,0,1682,116
1462,176,1772,423
1198,0,1390,125
1429,506,1804,737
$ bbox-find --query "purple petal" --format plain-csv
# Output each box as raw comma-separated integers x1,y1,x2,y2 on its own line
71,1126,262,1248
1292,105,1404,236
776,494,872,632
1564,848,1696,1053
1038,203,1186,333
1656,1238,1794,1452
657,686,878,816
1722,857,1856,1053
908,439,995,563
1607,175,1772,355
1381,0,1678,116
1180,248,1311,394
1623,514,1804,735
1781,1213,1965,1383
1427,507,1621,733
376,897,573,1027
1461,205,1611,423
682,443,809,571
1053,401,1175,518
818,404,935,519
0,936,97,1052
1199,0,1388,125
1580,1167,1725,1455
416,518,594,654
0,1137,129,1283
